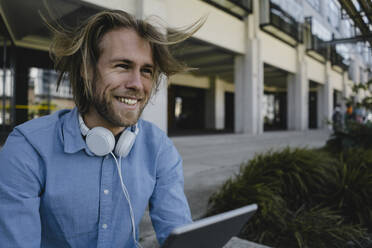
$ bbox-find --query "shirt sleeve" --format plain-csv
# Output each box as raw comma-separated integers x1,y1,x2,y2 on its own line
0,130,42,247
149,135,192,245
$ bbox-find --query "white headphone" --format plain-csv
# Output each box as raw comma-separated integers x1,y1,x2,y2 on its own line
78,114,139,157
79,113,143,248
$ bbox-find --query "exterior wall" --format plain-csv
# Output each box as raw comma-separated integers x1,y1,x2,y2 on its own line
81,0,137,14
165,0,245,54
306,56,325,84
260,31,297,74
330,70,343,92
170,74,210,89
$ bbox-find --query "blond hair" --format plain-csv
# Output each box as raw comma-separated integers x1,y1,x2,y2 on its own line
47,9,204,114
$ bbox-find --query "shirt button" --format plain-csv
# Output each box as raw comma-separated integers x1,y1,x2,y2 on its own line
102,224,108,229
104,189,109,195
105,155,109,160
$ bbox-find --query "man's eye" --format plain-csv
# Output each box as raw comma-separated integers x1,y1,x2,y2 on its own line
142,68,153,76
117,64,130,69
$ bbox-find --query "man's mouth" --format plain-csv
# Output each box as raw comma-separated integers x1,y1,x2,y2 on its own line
116,97,138,106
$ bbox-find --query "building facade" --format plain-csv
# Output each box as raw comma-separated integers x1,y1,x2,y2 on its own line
0,0,370,138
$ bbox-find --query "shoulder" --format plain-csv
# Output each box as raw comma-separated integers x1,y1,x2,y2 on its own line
137,119,169,144
15,109,71,136
136,119,178,157
8,109,73,154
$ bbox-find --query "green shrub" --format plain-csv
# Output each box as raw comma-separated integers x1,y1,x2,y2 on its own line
328,149,372,229
206,147,369,248
326,123,372,153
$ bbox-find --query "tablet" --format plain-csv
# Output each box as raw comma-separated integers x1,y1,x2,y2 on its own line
161,203,258,248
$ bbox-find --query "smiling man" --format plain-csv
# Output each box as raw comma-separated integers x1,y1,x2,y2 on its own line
0,10,203,248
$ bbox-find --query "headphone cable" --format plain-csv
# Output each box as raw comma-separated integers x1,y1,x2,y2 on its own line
111,152,143,248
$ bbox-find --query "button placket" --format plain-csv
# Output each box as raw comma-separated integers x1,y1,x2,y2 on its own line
97,156,114,247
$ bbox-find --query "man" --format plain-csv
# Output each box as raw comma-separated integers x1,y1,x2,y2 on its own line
332,104,343,132
0,10,203,247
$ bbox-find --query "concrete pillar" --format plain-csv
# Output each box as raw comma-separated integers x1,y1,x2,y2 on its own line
321,61,333,129
136,0,168,132
317,85,323,128
341,71,348,114
287,45,308,131
215,78,225,130
205,76,225,130
287,74,295,130
234,0,263,135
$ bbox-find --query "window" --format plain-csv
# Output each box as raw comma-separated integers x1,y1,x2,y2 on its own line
312,18,332,40
271,0,304,22
328,0,340,30
306,0,320,11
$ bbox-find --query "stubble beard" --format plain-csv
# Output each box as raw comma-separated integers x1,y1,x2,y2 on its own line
92,89,149,128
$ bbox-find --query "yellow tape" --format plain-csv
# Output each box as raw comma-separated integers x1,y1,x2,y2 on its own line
1,105,56,110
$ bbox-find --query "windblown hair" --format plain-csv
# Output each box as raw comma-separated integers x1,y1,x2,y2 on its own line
47,9,204,114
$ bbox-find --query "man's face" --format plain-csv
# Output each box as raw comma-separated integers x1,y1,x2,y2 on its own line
87,28,154,131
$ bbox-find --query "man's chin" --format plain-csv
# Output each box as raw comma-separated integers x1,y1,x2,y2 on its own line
118,112,141,127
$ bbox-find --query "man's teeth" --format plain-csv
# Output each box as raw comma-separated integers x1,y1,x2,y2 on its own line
118,97,137,105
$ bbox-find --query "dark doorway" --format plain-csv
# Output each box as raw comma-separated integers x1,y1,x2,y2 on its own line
263,91,287,131
168,85,206,135
309,81,319,129
309,91,317,129
224,92,234,131
333,90,342,109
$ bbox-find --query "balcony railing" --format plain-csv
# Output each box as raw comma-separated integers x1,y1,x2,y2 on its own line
330,46,348,70
202,0,252,19
260,0,303,46
227,0,252,11
306,33,327,62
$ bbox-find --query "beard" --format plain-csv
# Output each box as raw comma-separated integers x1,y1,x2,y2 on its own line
92,87,149,128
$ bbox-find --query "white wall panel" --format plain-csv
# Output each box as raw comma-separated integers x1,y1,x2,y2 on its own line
83,0,136,13
330,70,343,91
260,31,296,73
170,73,210,89
306,56,325,84
165,0,245,54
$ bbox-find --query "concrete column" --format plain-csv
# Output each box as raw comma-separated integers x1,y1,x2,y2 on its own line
322,61,333,129
317,85,324,128
215,78,225,130
137,0,168,132
341,71,348,114
205,76,225,130
287,74,295,130
234,0,263,135
287,45,308,131
205,76,215,129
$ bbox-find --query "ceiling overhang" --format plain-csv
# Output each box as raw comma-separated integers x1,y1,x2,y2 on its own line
0,0,102,51
174,38,235,84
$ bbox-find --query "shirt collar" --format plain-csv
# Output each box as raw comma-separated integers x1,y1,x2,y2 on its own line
62,107,93,155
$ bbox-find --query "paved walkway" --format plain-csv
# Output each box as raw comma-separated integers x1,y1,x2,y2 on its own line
139,129,332,247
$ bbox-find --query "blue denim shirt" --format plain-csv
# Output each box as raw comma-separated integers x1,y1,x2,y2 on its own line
0,108,192,247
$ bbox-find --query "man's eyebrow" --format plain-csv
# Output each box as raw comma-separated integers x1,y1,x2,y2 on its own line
110,58,154,68
142,63,154,69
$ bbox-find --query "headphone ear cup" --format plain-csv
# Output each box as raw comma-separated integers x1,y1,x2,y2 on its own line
114,129,136,157
86,127,115,156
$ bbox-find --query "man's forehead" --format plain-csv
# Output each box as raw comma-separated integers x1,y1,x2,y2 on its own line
99,27,154,65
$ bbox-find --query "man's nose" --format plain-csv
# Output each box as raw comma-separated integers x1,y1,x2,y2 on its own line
126,69,143,90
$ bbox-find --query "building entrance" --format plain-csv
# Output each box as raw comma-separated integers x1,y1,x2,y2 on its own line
168,85,206,135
